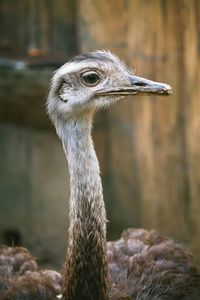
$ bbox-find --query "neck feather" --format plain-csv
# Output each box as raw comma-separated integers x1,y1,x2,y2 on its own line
57,116,109,300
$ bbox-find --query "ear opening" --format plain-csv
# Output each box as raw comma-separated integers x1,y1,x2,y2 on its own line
59,80,69,103
52,77,69,103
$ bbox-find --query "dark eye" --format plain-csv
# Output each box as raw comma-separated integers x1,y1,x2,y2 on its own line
81,71,100,86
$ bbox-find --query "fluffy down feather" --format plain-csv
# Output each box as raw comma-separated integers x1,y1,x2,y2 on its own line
108,229,200,300
0,245,62,300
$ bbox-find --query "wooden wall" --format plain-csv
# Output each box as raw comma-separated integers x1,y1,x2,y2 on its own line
78,0,200,265
0,0,200,266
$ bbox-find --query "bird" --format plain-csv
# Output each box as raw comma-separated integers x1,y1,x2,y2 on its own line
46,50,200,300
0,245,62,299
0,50,200,300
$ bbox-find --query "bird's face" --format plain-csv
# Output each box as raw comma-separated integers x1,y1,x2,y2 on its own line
47,51,172,121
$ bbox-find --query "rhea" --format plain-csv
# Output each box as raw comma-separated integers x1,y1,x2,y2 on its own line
1,50,200,300
0,51,200,300
46,50,200,300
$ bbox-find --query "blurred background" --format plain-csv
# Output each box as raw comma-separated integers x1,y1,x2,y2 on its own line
0,0,200,269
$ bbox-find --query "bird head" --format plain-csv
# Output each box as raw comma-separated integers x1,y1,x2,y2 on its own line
47,50,172,122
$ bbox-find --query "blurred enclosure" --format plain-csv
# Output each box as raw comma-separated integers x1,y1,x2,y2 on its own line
0,0,200,268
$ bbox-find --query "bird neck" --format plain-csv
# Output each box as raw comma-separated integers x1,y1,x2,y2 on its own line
58,116,109,300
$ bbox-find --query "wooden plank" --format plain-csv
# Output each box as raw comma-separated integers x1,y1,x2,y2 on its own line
183,0,200,265
126,0,189,238
0,0,77,56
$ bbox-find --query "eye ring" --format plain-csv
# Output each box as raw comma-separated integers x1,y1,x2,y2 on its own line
81,71,101,87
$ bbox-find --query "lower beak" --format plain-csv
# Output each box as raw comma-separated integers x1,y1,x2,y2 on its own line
98,75,172,96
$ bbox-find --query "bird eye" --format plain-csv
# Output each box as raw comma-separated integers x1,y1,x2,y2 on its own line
81,71,100,86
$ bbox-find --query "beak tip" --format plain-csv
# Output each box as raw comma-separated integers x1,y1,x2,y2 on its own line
164,84,172,96
156,83,172,96
168,90,173,95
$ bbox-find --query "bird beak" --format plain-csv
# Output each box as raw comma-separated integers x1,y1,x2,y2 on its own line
127,75,172,96
97,75,172,97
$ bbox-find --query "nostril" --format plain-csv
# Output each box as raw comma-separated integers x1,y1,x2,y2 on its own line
134,82,147,87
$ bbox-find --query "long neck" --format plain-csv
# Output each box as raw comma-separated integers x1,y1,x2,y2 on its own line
58,117,109,300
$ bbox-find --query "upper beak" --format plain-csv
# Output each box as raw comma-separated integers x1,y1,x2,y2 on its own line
98,75,172,96
128,75,172,96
